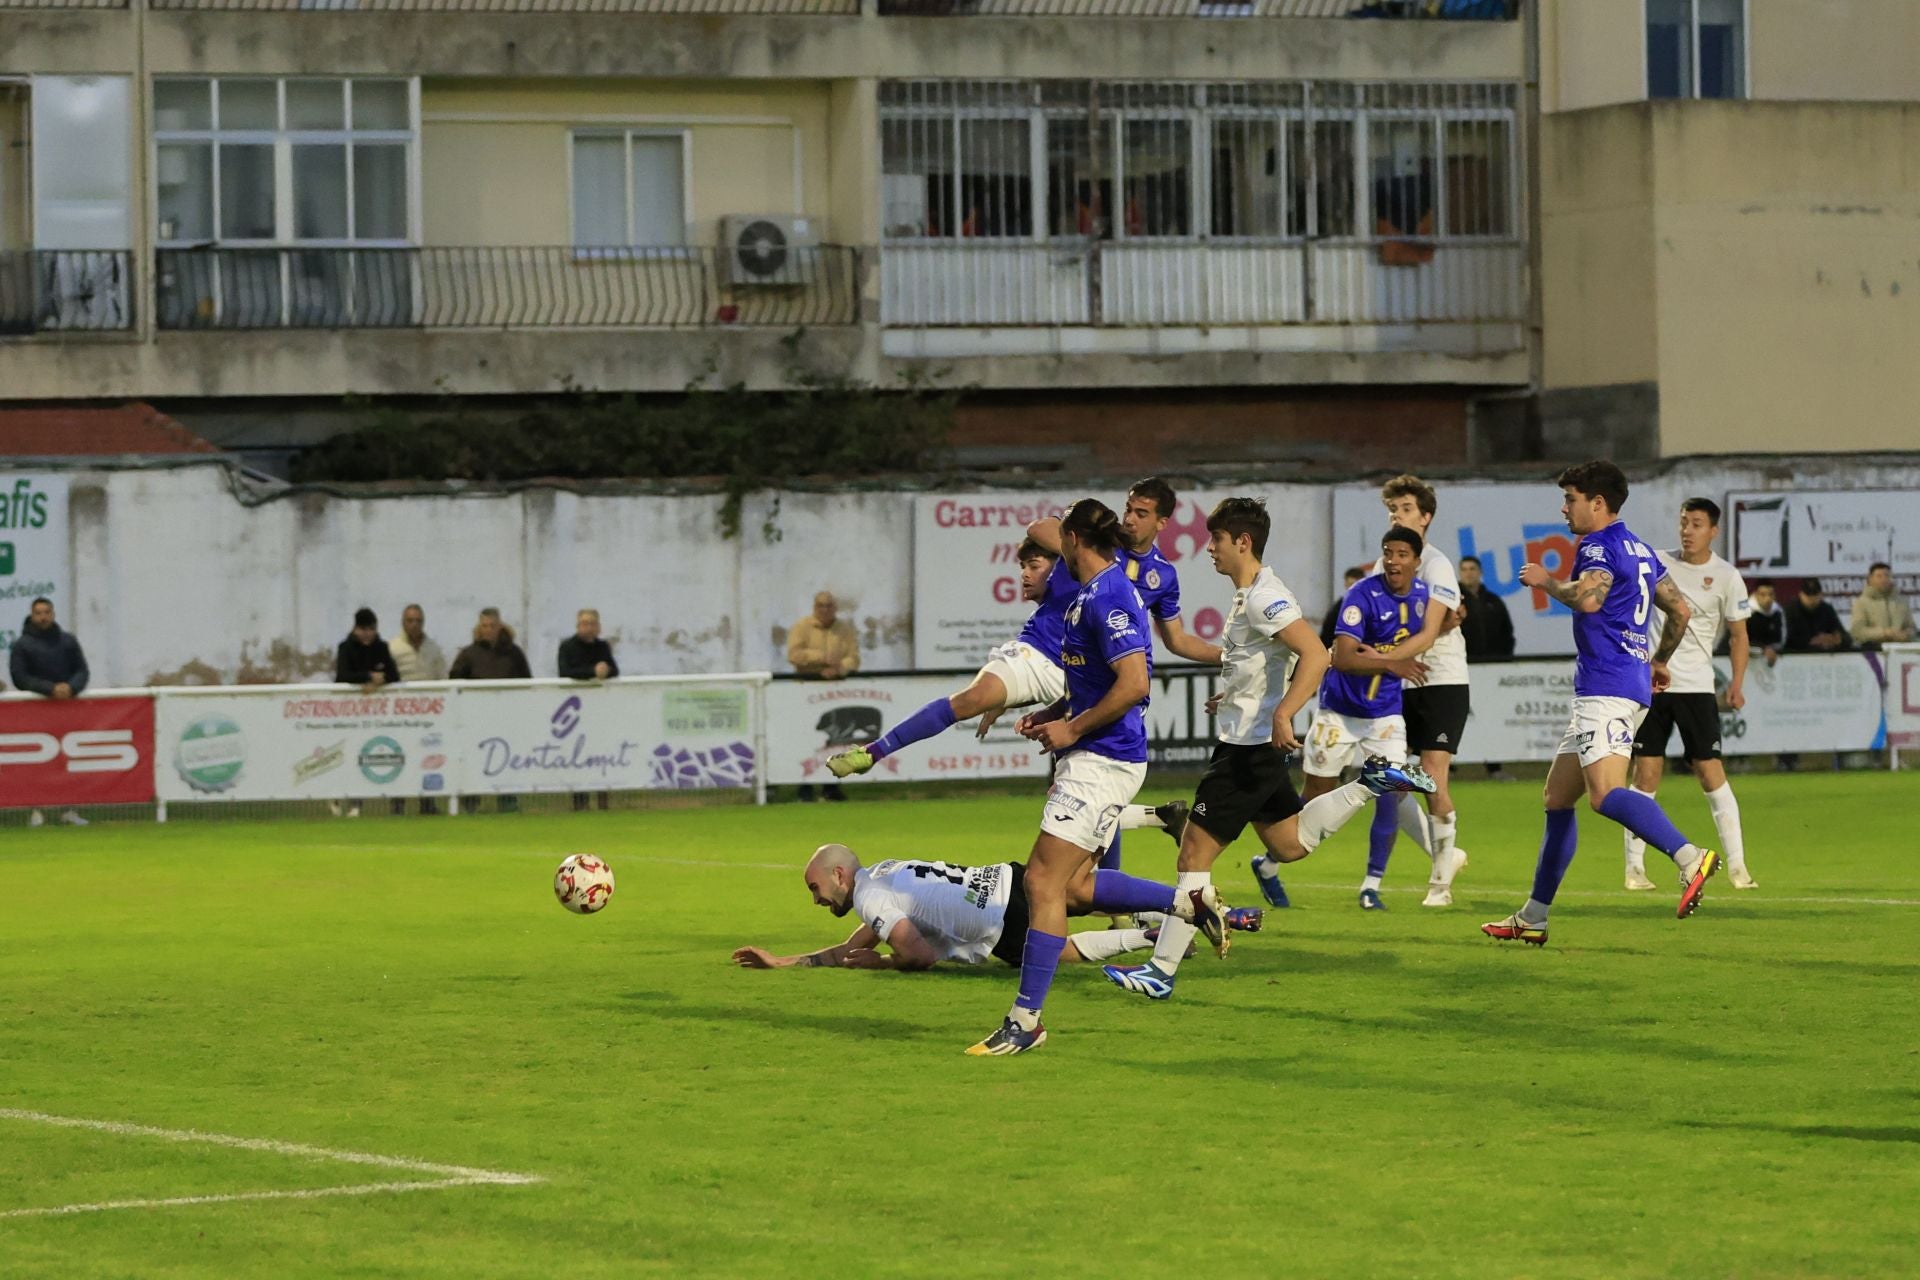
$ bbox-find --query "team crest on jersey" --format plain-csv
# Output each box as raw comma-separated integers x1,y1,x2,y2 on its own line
1146,569,1161,590
1066,603,1082,626
1704,577,1714,587
1342,605,1363,626
1414,599,1427,619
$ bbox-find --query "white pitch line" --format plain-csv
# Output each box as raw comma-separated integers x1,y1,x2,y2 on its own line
0,1110,541,1221
1267,882,1920,907
0,1178,503,1221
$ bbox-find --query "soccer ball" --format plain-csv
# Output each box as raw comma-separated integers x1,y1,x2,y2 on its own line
554,854,615,915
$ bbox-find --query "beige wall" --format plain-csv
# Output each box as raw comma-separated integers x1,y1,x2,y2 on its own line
1750,0,1920,101
1540,106,1659,388
1542,0,1645,114
0,87,28,250
1543,100,1920,454
422,80,834,247
1650,102,1920,454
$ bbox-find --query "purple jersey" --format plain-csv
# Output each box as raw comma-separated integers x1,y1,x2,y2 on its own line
1116,543,1182,622
1015,558,1079,659
1571,520,1668,705
1321,574,1431,719
1060,563,1153,763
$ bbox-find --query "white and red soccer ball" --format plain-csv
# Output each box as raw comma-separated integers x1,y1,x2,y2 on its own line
554,854,615,915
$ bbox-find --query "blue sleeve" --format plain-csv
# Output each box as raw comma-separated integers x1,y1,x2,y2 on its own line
1152,566,1182,621
1333,584,1368,642
1096,596,1149,665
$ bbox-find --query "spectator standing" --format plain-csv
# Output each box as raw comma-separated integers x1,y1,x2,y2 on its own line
390,604,448,683
9,596,91,827
1745,582,1785,664
1319,567,1367,650
788,591,861,802
451,608,532,812
335,607,400,688
1456,555,1516,660
1848,563,1914,648
1784,579,1849,652
559,608,619,812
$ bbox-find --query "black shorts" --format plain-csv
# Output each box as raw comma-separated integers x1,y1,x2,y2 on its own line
990,861,1030,967
1189,742,1305,846
1403,684,1471,755
1632,693,1723,761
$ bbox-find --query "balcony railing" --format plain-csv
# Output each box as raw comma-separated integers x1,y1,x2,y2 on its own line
879,238,1525,328
876,0,1514,15
142,0,857,10
0,0,128,7
153,245,862,330
0,252,136,334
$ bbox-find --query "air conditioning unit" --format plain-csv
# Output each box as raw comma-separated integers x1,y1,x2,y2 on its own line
719,215,821,287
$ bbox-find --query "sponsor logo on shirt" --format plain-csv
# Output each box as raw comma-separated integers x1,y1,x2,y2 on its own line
1582,543,1607,562
1264,599,1289,619
1107,609,1132,633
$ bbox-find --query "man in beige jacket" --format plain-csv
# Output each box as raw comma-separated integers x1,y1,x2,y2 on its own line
1848,563,1914,647
788,591,861,801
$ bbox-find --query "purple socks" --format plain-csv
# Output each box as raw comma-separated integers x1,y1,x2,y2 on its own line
1099,830,1122,871
868,697,958,762
1597,787,1692,856
1366,796,1399,879
1090,868,1175,914
1529,808,1580,905
1015,928,1067,1012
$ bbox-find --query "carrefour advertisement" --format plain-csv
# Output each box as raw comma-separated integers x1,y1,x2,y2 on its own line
0,475,70,674
911,488,1327,670
451,681,757,793
153,685,456,802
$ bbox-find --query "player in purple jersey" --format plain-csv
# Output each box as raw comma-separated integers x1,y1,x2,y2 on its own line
1482,460,1721,946
967,499,1228,1057
1299,527,1440,909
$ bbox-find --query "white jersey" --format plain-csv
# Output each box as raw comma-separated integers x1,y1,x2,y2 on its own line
1652,550,1750,695
1215,567,1305,747
1371,542,1467,686
850,859,1013,965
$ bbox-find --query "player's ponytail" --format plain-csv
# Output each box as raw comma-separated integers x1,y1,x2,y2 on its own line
1060,498,1122,557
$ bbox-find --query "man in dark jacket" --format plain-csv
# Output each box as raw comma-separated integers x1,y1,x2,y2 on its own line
1783,578,1850,652
1457,555,1516,660
557,608,619,682
559,608,620,812
450,608,532,681
451,607,531,813
10,596,90,699
335,607,401,688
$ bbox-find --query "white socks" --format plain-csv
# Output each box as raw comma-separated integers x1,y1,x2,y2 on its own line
1622,786,1653,872
1072,928,1152,963
1705,783,1745,869
1118,804,1164,831
1149,872,1208,975
1520,897,1550,925
1361,874,1383,892
1299,780,1372,854
1397,800,1432,854
1430,813,1458,858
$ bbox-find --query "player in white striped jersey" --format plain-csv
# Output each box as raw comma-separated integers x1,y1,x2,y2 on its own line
1625,498,1757,891
730,844,1259,972
1370,474,1471,906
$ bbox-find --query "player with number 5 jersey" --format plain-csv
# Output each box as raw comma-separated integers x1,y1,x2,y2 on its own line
1482,460,1722,947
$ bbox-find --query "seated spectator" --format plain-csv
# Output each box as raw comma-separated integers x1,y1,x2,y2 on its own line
559,608,620,812
1320,567,1368,650
1783,579,1849,652
9,596,91,827
450,608,532,680
1745,581,1785,665
1848,562,1914,648
336,607,400,689
451,608,532,813
390,604,448,683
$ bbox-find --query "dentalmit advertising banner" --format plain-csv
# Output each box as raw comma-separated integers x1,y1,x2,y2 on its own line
0,694,154,808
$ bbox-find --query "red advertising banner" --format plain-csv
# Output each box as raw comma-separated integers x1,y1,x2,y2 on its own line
0,696,157,809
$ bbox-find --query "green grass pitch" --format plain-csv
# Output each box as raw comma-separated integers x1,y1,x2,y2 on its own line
3,770,1917,1278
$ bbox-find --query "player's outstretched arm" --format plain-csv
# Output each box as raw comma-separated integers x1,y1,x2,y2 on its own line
1392,593,1449,660
1155,615,1223,665
732,924,879,970
1522,562,1613,614
1331,634,1426,682
843,920,942,972
1026,517,1062,555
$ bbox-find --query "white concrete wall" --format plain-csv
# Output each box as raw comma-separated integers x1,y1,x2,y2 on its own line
25,457,1920,688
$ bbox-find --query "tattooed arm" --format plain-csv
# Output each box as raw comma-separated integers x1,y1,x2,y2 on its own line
1650,576,1692,663
1520,563,1614,614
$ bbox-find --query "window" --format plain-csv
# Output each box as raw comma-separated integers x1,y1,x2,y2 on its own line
151,78,416,245
1369,119,1435,239
881,114,1032,240
1648,0,1746,100
1120,117,1190,238
570,132,687,249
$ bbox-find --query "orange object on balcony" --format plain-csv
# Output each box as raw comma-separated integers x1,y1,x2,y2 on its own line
1377,210,1436,266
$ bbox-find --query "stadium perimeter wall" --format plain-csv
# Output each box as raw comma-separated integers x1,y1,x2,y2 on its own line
6,454,1920,688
